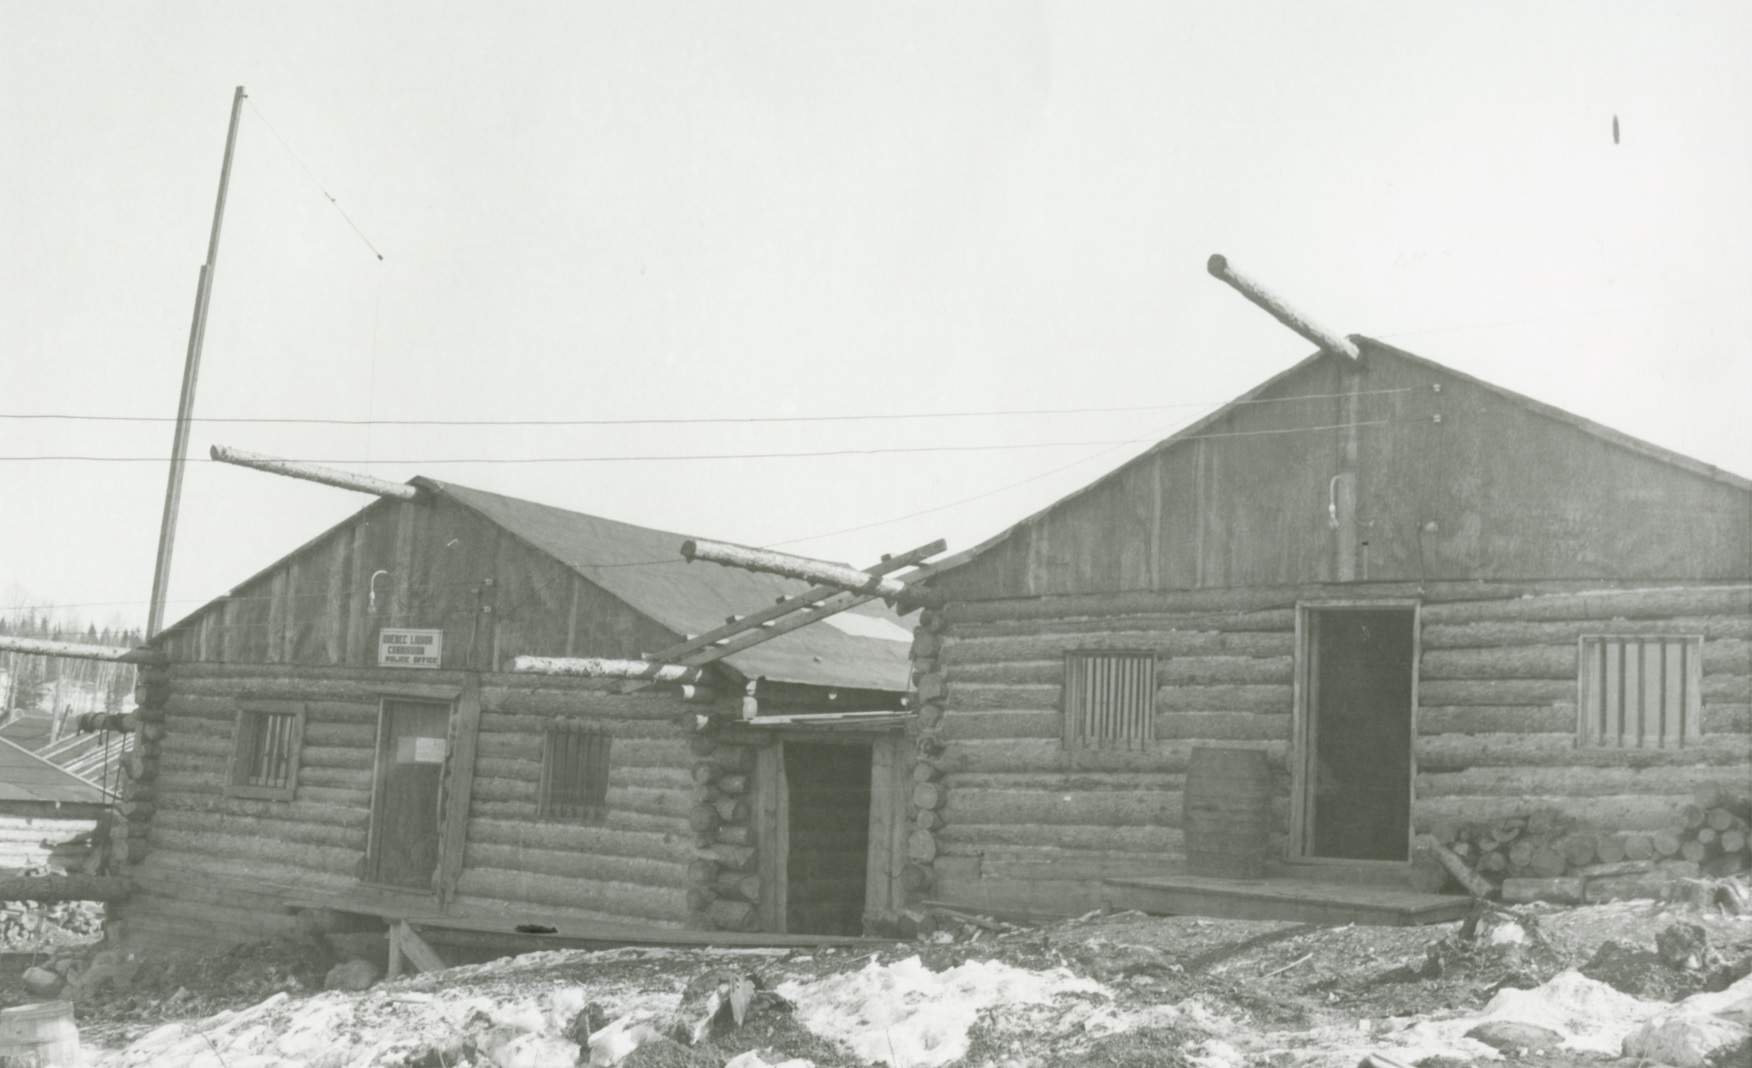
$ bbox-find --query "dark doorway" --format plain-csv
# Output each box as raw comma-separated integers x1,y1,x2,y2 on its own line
367,699,450,890
783,743,871,935
1306,608,1414,861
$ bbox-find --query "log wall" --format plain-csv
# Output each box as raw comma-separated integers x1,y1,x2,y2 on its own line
915,583,1752,917
109,662,697,953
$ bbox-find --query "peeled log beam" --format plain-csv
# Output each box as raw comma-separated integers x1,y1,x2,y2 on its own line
210,444,419,500
0,634,164,665
1207,253,1360,361
0,875,132,902
680,539,943,608
511,656,705,684
1502,876,1585,905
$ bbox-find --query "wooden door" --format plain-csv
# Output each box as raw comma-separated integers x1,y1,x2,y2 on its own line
1299,607,1416,861
367,699,451,890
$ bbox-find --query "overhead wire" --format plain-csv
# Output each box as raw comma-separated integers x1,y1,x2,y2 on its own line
0,417,1405,465
244,96,385,261
0,386,1413,427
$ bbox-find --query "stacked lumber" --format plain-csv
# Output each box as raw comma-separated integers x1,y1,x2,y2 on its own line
686,733,761,932
1674,796,1752,876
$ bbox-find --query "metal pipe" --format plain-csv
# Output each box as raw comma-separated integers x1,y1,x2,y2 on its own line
210,445,420,500
1207,254,1360,362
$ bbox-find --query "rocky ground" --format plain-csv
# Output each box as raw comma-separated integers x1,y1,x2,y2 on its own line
2,883,1750,1068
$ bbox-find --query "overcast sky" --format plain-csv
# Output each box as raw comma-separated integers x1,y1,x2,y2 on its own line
3,2,1748,631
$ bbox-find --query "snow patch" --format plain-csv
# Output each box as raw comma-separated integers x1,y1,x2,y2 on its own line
821,613,913,642
777,955,1104,1068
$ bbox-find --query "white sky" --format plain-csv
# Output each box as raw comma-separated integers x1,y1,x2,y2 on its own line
3,2,1749,630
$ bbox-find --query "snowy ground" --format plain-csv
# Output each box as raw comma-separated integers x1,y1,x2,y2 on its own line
9,891,1749,1068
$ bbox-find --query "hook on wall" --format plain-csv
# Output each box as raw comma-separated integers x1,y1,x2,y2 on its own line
369,570,389,614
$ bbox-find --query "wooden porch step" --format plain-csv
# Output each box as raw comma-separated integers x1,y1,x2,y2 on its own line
1105,875,1471,927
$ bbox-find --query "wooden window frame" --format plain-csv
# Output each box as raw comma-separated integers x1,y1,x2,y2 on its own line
226,701,307,801
1576,635,1702,749
537,720,613,822
1062,650,1156,751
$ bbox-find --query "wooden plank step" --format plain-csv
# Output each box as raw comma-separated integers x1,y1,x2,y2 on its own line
1104,875,1471,927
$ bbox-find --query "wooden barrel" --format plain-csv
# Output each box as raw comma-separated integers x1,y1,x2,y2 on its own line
0,1001,80,1068
1184,746,1272,879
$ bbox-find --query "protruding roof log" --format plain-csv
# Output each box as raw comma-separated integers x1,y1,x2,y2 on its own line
210,444,421,500
1207,253,1360,362
680,540,944,609
0,635,164,665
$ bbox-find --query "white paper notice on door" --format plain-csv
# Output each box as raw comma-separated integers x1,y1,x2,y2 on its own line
397,736,449,764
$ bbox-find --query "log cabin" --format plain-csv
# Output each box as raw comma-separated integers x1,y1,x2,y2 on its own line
901,336,1752,923
109,478,925,952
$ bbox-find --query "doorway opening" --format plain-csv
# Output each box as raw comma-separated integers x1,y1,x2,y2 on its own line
1300,607,1415,862
783,742,871,935
366,698,451,890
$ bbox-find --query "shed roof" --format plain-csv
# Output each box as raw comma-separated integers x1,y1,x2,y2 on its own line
0,736,107,805
416,481,914,691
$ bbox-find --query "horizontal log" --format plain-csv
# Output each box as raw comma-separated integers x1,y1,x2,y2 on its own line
460,842,685,888
1418,732,1752,771
1157,684,1293,714
1159,656,1294,686
940,710,1060,741
1415,794,1690,832
1417,765,1752,799
945,788,1186,828
942,629,1291,666
1417,705,1577,735
147,826,359,877
1421,646,1575,681
1417,679,1576,706
1157,712,1291,742
938,822,1188,854
1421,586,1752,626
937,738,1284,774
465,814,689,860
471,737,689,772
159,794,369,829
1501,876,1585,905
0,634,162,664
1422,617,1752,650
453,868,686,923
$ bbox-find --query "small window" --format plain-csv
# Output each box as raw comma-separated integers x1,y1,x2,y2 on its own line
1579,636,1702,748
539,722,612,820
1064,652,1155,749
227,703,305,800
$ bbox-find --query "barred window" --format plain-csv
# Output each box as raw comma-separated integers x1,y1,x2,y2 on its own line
1579,636,1702,748
539,723,612,820
1064,652,1155,749
227,703,305,800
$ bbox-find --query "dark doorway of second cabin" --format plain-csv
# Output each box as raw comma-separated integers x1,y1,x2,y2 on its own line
367,699,450,890
1306,608,1414,861
784,743,871,935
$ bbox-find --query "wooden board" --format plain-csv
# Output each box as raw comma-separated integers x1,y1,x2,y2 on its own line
1104,874,1470,927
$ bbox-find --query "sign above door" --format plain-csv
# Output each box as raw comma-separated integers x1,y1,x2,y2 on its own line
379,628,443,669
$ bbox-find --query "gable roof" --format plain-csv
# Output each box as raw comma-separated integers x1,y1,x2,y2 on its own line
0,735,108,806
925,337,1752,579
400,481,912,692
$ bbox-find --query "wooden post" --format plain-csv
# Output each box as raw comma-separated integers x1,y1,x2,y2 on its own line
681,540,942,608
209,445,420,500
1206,254,1361,362
148,86,247,638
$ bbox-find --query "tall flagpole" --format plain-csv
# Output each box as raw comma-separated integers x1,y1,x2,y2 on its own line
147,86,246,638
